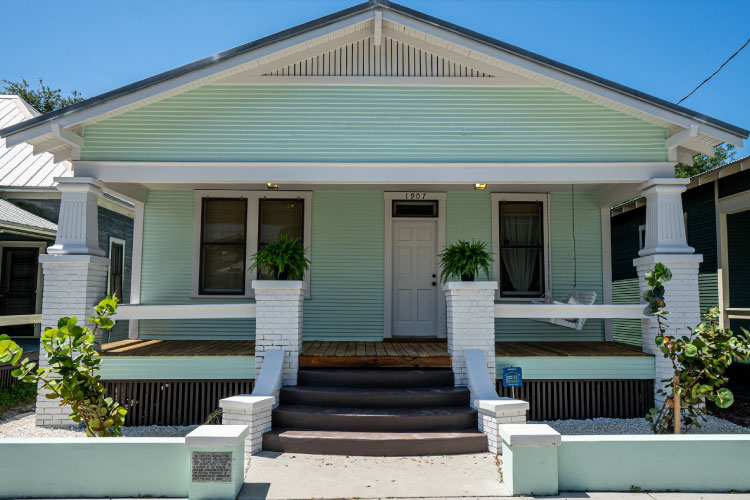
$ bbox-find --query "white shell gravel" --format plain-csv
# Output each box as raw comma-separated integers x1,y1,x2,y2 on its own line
533,415,750,435
0,412,198,438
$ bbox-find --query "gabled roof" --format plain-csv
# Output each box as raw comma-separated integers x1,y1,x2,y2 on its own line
0,198,57,236
0,95,72,187
0,0,747,161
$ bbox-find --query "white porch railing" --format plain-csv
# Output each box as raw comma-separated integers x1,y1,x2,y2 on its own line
116,303,256,320
727,308,750,322
0,314,42,327
494,303,645,319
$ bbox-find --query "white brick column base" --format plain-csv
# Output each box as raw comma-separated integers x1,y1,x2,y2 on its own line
35,254,110,427
252,281,305,386
476,399,529,454
219,396,274,455
635,254,702,404
444,282,498,386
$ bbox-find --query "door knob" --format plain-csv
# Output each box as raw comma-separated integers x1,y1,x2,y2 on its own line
432,282,437,286
432,274,437,278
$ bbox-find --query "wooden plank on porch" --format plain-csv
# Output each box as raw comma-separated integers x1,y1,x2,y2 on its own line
495,341,651,357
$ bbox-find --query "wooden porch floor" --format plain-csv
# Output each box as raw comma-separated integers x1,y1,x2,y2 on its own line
100,340,649,367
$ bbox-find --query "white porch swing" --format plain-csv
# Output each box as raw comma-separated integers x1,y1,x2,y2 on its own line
531,185,597,330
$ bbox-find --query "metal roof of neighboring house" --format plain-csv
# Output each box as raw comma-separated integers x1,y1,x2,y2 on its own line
611,154,750,215
0,0,747,157
0,95,72,187
0,198,57,235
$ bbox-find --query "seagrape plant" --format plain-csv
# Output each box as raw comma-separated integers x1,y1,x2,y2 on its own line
643,263,750,433
0,296,127,437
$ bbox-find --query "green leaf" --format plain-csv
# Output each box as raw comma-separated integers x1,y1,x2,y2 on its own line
684,344,698,357
715,388,734,409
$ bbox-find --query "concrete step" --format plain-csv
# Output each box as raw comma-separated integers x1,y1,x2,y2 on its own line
262,428,488,456
297,368,454,388
272,405,477,432
279,386,470,408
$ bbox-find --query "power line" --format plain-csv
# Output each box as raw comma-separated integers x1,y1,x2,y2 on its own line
677,36,750,105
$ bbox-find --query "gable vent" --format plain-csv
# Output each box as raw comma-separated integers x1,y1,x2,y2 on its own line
262,36,493,77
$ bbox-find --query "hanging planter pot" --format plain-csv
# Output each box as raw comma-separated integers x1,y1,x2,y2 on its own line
438,239,493,284
460,273,475,282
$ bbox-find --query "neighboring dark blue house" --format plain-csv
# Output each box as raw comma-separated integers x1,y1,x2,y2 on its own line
0,95,134,348
610,155,750,344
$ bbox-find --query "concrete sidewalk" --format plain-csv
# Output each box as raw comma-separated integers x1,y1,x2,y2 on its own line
240,451,506,499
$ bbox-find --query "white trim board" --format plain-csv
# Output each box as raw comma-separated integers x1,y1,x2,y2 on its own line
0,241,47,337
74,161,676,184
191,190,313,299
490,193,551,302
128,201,144,339
107,236,126,299
384,192,446,338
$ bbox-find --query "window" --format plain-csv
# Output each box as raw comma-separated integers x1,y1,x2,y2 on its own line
392,200,439,218
491,194,549,300
498,202,544,297
257,199,304,279
108,237,125,300
192,191,313,297
199,198,247,295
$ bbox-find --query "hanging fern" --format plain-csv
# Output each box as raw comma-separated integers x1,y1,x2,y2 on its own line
438,239,493,284
249,234,310,280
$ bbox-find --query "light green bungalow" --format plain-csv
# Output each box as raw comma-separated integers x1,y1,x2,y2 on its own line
1,0,747,455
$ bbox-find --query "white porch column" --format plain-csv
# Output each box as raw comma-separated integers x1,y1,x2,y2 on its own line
444,282,498,386
252,281,305,386
634,178,702,404
36,178,109,427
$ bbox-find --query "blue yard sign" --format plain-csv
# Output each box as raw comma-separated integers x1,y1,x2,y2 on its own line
502,366,523,388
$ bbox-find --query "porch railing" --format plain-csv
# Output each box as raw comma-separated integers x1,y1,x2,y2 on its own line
116,303,257,320
0,314,42,327
494,303,646,319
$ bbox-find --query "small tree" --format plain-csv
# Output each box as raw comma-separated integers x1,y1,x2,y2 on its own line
0,297,127,437
1,78,84,114
643,263,750,433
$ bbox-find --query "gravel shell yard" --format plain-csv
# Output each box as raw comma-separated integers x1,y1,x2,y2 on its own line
535,415,750,435
0,412,197,438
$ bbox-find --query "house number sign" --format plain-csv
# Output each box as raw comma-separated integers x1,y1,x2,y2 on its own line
405,192,428,200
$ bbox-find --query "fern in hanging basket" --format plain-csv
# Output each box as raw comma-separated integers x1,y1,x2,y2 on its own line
249,234,310,280
438,239,493,284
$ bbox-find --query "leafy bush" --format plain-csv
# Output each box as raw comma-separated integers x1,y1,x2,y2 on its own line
249,234,310,280
643,263,750,433
0,296,127,436
438,239,493,283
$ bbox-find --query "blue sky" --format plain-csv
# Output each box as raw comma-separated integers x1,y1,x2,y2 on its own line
2,0,748,157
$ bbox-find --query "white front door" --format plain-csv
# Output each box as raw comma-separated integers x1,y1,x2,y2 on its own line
392,220,438,336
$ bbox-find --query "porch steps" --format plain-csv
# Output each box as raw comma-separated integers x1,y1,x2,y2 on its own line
263,368,487,456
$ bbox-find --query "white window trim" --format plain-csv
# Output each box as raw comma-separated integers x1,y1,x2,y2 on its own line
638,224,647,251
383,192,447,339
107,237,126,299
191,190,313,299
490,193,551,302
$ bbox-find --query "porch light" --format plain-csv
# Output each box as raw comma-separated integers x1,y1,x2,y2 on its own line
266,182,280,190
473,183,487,191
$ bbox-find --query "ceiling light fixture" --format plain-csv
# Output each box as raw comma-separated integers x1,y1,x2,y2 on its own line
473,183,487,191
266,182,280,190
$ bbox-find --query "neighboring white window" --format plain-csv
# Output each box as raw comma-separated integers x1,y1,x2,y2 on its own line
192,191,313,298
491,193,550,301
107,237,126,300
638,224,646,250
683,211,689,243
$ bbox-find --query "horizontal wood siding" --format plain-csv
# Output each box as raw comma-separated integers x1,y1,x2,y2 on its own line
81,86,667,163
611,277,642,346
495,356,654,380
610,206,646,281
98,356,254,380
494,192,605,341
303,191,384,340
683,182,717,272
698,272,719,313
139,190,254,340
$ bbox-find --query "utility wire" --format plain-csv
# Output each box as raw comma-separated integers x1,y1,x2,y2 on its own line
677,36,750,104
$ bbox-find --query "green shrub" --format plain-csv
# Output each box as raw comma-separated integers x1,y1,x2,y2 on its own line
643,263,750,433
438,239,493,283
0,296,127,436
